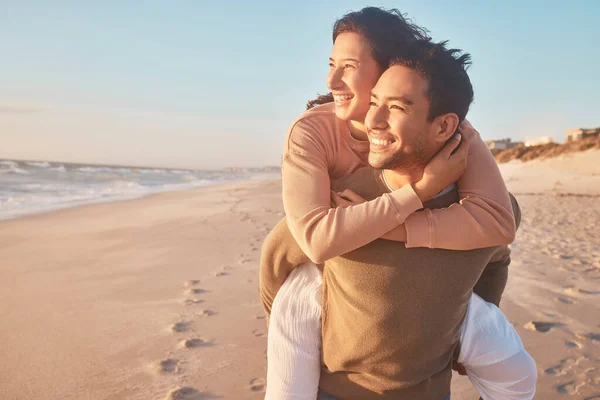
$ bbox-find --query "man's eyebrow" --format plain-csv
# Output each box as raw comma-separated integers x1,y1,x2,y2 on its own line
388,96,414,106
329,57,360,63
370,93,414,106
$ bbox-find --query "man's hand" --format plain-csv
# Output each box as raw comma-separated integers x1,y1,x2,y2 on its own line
330,189,367,208
452,360,468,376
413,133,470,202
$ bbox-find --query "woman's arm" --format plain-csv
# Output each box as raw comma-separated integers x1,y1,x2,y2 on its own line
284,117,515,262
283,118,425,263
401,122,516,249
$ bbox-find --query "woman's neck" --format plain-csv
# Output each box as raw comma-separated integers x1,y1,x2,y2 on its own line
347,119,368,141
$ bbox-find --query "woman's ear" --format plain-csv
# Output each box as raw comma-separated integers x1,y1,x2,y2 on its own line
432,113,460,143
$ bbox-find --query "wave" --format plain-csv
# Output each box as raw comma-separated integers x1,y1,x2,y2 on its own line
77,166,132,174
137,168,169,175
26,161,51,168
0,167,30,175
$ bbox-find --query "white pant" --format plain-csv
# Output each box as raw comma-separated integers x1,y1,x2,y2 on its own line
266,263,537,400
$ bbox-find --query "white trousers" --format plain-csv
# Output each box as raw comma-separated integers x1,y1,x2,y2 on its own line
265,263,537,400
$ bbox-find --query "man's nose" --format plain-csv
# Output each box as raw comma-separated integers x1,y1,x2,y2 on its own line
367,106,389,130
326,67,343,90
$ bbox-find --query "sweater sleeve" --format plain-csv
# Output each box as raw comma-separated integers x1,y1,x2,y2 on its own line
402,131,516,249
282,118,423,264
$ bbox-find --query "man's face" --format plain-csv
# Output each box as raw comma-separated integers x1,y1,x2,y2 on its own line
365,65,435,171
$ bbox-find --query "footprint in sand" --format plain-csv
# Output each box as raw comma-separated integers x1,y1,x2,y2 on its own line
545,364,568,376
564,287,600,296
255,315,266,320
238,254,251,264
575,332,600,342
187,288,209,295
565,340,583,349
556,381,581,395
164,387,216,400
179,338,213,349
171,321,190,333
155,358,180,374
214,271,228,277
183,299,204,306
198,310,217,317
184,280,201,287
524,321,563,333
252,329,266,338
557,296,577,305
249,378,266,392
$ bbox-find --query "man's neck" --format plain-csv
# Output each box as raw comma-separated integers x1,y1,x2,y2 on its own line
382,168,423,191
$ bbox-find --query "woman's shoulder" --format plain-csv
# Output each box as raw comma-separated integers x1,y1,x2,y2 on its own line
285,103,340,150
289,103,338,134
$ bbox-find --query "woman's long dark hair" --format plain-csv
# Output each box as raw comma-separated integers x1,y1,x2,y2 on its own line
306,7,430,110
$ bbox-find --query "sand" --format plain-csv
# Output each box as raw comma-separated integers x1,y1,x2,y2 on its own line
0,149,598,399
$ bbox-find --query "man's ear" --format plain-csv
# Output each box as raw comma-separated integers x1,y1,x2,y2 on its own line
431,113,460,143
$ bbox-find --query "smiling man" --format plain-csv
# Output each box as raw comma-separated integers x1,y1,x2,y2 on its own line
263,40,536,400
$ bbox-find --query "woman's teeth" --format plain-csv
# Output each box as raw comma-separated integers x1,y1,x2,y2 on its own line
334,94,354,103
370,138,394,146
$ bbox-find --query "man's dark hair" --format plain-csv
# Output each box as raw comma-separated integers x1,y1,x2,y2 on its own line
390,40,474,122
307,7,430,110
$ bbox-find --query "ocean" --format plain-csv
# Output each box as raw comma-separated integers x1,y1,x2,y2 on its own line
0,159,279,220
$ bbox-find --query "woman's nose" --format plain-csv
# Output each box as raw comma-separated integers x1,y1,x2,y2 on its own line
326,67,344,91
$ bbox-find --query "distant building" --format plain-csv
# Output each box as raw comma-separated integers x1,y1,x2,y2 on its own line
525,137,554,147
485,138,520,150
565,127,600,142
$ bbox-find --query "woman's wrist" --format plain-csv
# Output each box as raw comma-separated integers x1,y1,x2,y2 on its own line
413,180,434,203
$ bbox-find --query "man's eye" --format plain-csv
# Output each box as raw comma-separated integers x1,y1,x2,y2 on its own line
344,64,355,69
369,101,377,107
329,62,334,68
390,105,405,111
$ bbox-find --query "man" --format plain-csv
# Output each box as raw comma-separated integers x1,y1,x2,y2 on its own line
262,40,536,399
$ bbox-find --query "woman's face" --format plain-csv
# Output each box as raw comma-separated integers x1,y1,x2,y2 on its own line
327,32,382,124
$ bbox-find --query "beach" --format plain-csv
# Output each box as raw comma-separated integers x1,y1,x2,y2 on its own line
1,150,599,400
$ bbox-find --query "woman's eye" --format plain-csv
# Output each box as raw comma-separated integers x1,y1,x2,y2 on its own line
390,105,405,111
344,64,354,69
369,101,377,107
329,63,334,68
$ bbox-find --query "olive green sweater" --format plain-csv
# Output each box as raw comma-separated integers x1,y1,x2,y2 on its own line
260,167,520,399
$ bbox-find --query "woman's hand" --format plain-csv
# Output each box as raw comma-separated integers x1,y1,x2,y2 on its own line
330,189,367,208
413,133,471,202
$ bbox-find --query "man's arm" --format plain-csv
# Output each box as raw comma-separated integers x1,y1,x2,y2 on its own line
259,218,311,321
473,193,521,306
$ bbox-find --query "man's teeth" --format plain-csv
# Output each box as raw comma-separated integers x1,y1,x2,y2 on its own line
371,138,393,146
334,94,354,101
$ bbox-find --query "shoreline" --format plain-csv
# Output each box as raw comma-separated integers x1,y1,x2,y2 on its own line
0,177,280,224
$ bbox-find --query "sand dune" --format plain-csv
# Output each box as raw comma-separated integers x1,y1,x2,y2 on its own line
0,151,598,399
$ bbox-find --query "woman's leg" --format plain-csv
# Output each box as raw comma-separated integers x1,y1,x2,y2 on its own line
265,263,323,400
459,293,537,400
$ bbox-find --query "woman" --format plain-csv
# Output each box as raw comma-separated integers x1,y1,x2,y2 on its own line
261,7,536,400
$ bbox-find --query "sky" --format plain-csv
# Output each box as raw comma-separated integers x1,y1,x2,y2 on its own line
1,1,599,169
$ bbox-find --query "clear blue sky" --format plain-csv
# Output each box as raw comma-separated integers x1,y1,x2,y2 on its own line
2,1,598,168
